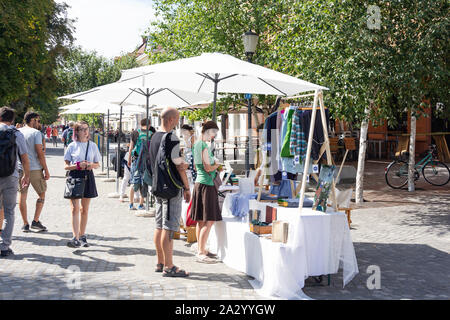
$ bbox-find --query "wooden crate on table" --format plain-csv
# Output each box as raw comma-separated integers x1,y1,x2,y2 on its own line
250,224,272,235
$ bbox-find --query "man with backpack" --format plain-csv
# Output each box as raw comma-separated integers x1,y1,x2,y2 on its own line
149,107,191,277
127,119,153,211
18,111,50,232
0,106,30,257
62,121,74,149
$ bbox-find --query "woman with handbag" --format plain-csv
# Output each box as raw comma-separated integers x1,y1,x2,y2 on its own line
190,121,223,263
64,121,101,248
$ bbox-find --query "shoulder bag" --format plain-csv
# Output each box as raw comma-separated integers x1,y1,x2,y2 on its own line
64,141,90,199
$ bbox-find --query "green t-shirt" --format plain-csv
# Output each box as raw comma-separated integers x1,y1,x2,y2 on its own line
193,140,216,186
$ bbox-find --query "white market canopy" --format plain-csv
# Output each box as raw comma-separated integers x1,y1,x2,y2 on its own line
59,83,214,109
59,100,146,115
119,52,328,96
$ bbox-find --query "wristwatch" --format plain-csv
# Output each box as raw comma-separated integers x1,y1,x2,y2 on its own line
183,186,189,191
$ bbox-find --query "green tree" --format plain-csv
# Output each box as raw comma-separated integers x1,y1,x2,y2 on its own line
0,0,74,123
56,47,139,126
146,0,290,120
270,0,449,196
55,47,138,97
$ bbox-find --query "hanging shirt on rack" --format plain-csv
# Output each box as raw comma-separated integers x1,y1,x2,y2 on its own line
280,106,302,174
300,109,330,161
289,108,307,160
262,109,297,182
280,106,295,158
262,111,279,178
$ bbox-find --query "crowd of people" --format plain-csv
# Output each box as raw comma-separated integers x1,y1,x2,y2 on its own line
0,106,223,278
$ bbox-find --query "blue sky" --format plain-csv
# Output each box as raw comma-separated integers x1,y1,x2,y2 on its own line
56,0,156,59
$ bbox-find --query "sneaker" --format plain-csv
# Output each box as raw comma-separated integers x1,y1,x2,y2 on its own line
79,235,90,248
129,204,137,211
67,238,81,248
138,204,145,210
22,224,30,233
31,220,47,232
0,248,14,257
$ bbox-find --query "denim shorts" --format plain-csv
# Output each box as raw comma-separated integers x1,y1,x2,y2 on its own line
155,191,182,238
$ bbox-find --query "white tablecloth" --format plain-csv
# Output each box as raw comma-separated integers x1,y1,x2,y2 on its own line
208,194,359,299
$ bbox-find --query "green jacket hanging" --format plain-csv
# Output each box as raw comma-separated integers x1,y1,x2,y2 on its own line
281,108,295,157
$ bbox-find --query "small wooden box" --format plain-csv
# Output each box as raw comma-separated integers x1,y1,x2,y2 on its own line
250,224,272,235
186,226,197,243
272,220,289,243
265,206,277,223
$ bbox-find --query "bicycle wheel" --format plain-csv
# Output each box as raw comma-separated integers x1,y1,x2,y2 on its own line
385,160,409,189
422,160,450,186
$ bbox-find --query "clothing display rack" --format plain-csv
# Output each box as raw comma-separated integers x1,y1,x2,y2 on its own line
256,90,337,213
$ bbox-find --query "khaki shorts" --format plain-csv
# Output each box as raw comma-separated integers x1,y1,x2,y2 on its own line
19,170,47,194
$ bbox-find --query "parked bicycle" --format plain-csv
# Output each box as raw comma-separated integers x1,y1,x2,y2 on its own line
385,144,450,189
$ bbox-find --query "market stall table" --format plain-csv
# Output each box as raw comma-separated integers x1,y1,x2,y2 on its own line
208,195,358,299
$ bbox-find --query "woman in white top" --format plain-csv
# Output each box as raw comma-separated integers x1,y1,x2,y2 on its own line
64,121,101,248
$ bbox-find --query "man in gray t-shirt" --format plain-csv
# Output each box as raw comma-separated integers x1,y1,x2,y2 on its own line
0,106,30,257
18,111,50,233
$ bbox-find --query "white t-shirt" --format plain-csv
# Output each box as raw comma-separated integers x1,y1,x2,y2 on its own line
18,126,43,171
64,141,101,164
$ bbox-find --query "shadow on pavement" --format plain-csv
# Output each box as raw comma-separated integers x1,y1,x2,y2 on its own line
42,232,138,242
303,242,450,300
12,234,190,258
399,198,450,236
6,253,134,272
186,272,252,289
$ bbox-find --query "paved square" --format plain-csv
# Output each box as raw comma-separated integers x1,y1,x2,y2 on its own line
0,147,448,300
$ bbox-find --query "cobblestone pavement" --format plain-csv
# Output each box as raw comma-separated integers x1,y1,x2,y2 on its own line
0,146,449,300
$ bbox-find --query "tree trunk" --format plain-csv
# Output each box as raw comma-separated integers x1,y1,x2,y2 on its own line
355,106,370,204
408,112,416,192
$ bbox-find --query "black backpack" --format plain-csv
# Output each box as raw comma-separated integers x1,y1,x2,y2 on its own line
0,127,17,178
151,133,183,199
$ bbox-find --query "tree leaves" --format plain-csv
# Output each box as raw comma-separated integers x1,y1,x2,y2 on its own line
0,0,74,123
145,0,448,124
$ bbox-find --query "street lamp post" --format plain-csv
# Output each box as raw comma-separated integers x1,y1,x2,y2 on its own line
243,30,259,176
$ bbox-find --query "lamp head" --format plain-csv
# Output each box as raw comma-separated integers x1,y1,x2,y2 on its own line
242,30,258,57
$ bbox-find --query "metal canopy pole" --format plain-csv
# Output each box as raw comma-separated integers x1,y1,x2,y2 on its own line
146,89,150,211
245,54,254,177
107,109,110,178
246,95,252,176
102,113,105,172
212,74,219,123
116,105,123,194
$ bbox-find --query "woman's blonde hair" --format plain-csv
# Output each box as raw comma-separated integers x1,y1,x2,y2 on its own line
73,121,90,141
